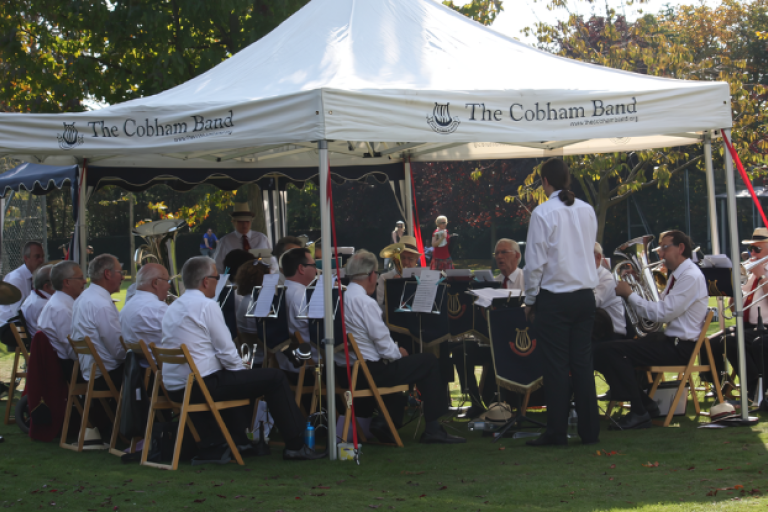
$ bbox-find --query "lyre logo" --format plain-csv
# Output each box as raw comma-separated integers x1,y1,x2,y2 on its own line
427,102,460,134
447,292,466,320
707,279,723,296
510,327,536,357
57,122,84,150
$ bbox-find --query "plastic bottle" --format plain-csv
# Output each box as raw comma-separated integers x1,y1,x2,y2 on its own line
304,422,315,450
567,404,578,437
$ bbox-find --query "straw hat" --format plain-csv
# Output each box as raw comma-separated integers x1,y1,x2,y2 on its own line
230,203,255,221
709,402,739,422
742,227,768,244
479,402,512,422
400,236,422,255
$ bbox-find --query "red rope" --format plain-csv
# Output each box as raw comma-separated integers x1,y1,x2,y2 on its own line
408,160,427,267
722,132,768,227
325,163,358,450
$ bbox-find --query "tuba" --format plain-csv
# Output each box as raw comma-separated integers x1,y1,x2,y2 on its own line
133,219,187,301
612,235,665,336
380,242,406,275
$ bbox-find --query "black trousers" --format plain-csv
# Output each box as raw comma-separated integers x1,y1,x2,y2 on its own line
452,343,501,408
337,352,447,426
593,332,695,410
706,325,767,397
168,368,304,451
534,289,599,442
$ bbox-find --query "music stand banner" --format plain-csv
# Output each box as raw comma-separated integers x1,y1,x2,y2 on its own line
700,268,734,297
445,279,501,337
487,306,544,393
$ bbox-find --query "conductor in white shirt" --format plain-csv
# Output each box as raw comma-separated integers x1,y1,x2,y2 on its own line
213,203,271,274
594,230,708,430
494,239,525,290
71,254,126,387
342,250,465,444
161,256,324,462
20,264,54,335
523,158,600,447
120,264,170,349
592,243,627,341
0,241,45,325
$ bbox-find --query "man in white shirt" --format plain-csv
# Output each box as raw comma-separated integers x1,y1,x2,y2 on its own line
342,250,465,445
0,241,45,324
120,263,170,350
273,236,303,286
37,261,86,379
592,243,626,340
376,235,421,310
213,203,271,274
280,248,318,376
494,238,525,290
161,256,324,462
71,254,125,386
594,230,708,430
20,264,54,335
523,158,599,447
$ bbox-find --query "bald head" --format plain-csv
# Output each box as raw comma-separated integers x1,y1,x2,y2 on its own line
136,263,171,301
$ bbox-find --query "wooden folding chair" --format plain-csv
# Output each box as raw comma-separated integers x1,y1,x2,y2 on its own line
3,323,30,425
140,343,249,470
338,334,409,447
288,332,327,416
60,336,121,452
640,311,724,427
108,337,155,456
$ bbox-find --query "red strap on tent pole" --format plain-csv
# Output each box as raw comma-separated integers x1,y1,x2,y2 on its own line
722,132,768,227
325,164,358,450
408,159,427,268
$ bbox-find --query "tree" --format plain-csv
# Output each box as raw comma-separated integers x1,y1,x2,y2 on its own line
518,1,768,243
443,0,503,26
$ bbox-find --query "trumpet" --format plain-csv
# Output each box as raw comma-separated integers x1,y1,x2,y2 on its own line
739,255,768,311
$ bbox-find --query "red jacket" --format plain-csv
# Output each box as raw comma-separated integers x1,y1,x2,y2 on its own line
25,331,68,442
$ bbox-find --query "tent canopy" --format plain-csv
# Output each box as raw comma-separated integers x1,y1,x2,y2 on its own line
0,0,731,169
0,163,78,197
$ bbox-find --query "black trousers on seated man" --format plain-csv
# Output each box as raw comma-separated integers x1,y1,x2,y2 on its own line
338,352,447,427
705,324,766,398
593,332,696,413
168,368,305,455
534,289,599,442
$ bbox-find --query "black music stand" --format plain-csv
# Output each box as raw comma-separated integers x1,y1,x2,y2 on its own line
485,303,546,441
384,278,450,351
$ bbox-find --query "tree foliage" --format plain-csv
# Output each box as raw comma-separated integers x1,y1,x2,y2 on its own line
443,0,503,26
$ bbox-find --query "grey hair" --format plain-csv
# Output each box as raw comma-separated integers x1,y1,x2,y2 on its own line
495,238,520,255
88,253,119,281
182,256,215,290
345,249,378,281
33,264,53,290
594,242,603,256
23,241,43,258
136,265,166,289
51,261,80,291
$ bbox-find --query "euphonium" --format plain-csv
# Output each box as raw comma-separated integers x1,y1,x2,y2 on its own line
612,235,665,336
133,219,187,297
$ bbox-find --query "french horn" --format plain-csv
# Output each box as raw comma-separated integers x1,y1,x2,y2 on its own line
613,235,665,336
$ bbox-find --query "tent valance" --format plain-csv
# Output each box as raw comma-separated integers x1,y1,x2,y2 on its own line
0,163,78,197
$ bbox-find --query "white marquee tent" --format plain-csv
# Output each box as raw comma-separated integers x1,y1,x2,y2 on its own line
0,0,748,453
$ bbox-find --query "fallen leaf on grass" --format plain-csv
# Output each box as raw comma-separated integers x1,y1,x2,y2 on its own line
234,495,245,499
368,506,382,509
642,462,659,468
337,480,346,484
193,499,205,503
216,495,226,499
498,446,505,451
610,464,616,469
419,494,426,498
401,471,424,475
688,466,695,470
439,486,448,491
313,486,331,489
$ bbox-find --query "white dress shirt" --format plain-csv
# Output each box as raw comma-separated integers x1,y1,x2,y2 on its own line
0,264,33,324
277,280,318,373
524,192,598,305
594,266,626,336
120,289,168,347
742,274,768,325
340,282,402,365
496,268,525,290
20,289,51,335
37,291,76,361
213,230,271,274
236,292,258,334
627,258,707,340
72,283,125,380
376,269,399,309
161,289,244,392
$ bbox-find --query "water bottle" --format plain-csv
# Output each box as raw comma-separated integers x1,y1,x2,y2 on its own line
304,422,315,450
567,404,578,438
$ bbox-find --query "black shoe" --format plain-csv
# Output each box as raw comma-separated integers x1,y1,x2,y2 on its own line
608,411,651,431
525,433,567,447
419,426,466,444
370,416,397,444
283,445,327,461
0,435,4,443
597,391,612,401
459,405,486,419
645,401,661,418
0,381,8,398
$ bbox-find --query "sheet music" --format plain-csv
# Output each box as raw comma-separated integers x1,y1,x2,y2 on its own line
473,269,494,282
252,273,279,317
700,254,732,268
467,288,523,308
214,274,229,300
308,274,336,319
444,269,471,277
412,270,441,313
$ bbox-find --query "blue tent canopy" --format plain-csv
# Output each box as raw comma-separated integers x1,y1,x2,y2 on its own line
0,163,79,197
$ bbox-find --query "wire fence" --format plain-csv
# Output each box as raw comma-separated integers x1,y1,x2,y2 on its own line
2,191,47,275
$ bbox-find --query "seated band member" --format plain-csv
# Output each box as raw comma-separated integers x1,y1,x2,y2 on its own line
0,241,45,325
234,260,268,365
280,248,319,376
707,228,768,400
341,250,465,444
274,236,304,285
120,264,170,350
214,203,272,274
72,254,126,387
594,230,707,430
593,243,627,341
37,261,87,379
494,239,524,289
376,235,422,310
21,264,54,335
161,256,324,461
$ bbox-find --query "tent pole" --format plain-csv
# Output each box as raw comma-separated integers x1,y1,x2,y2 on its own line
78,168,88,275
0,196,4,274
404,161,414,238
722,128,749,420
318,140,336,460
704,133,725,331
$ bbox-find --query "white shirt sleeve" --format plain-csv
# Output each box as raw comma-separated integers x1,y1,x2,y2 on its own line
594,271,613,309
627,271,700,324
365,301,402,361
203,300,244,371
523,212,549,305
98,303,126,363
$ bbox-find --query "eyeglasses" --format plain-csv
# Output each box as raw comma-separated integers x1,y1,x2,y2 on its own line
205,275,220,281
66,275,86,281
658,243,674,253
492,250,516,257
301,263,317,268
154,278,173,284
750,245,764,254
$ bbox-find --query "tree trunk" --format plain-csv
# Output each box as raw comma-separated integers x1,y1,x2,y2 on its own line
594,175,613,245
